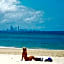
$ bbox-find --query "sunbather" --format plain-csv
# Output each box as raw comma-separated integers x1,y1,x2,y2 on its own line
21,47,43,61
21,47,35,61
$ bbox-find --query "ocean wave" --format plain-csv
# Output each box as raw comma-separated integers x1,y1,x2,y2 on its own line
0,46,20,49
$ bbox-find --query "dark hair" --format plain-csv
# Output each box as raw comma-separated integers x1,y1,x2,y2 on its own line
23,48,27,52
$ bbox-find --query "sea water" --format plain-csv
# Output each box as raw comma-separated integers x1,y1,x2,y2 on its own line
0,31,64,50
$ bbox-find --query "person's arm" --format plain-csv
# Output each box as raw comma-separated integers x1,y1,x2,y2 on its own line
21,53,23,61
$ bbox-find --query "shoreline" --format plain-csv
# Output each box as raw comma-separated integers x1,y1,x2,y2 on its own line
0,46,64,57
0,46,64,50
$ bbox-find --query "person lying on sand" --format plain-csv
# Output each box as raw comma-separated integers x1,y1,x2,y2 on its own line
21,47,35,61
21,47,43,61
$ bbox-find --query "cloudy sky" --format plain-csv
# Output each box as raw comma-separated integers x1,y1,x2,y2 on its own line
0,0,64,31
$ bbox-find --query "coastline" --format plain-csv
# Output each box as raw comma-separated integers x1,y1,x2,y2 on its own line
0,46,64,57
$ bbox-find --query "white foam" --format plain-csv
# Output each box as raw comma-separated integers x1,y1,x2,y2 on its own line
0,46,20,49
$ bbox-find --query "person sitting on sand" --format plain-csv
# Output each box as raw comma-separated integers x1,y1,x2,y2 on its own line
21,47,36,61
21,47,53,62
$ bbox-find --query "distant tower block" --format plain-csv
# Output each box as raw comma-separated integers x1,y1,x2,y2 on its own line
10,25,14,31
18,26,20,31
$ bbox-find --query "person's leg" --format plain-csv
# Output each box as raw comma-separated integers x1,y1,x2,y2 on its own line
32,56,43,61
33,58,43,61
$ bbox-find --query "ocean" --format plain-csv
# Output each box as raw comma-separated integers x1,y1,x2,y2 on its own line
0,31,64,50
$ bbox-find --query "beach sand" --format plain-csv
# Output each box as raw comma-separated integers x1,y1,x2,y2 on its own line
0,48,64,64
0,48,64,57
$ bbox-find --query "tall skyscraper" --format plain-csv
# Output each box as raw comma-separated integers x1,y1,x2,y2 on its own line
18,26,20,31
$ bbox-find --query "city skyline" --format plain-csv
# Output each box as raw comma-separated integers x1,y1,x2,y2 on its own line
6,25,40,32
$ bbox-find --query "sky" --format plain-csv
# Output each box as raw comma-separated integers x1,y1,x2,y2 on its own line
0,0,64,31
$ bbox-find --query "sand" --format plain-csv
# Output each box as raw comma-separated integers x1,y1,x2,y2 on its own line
0,48,64,57
0,54,64,64
0,47,64,64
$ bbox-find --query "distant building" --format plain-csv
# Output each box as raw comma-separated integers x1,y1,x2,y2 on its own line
10,25,14,31
18,26,20,31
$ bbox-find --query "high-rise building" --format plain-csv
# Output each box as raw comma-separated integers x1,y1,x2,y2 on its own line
18,26,20,31
10,25,14,31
